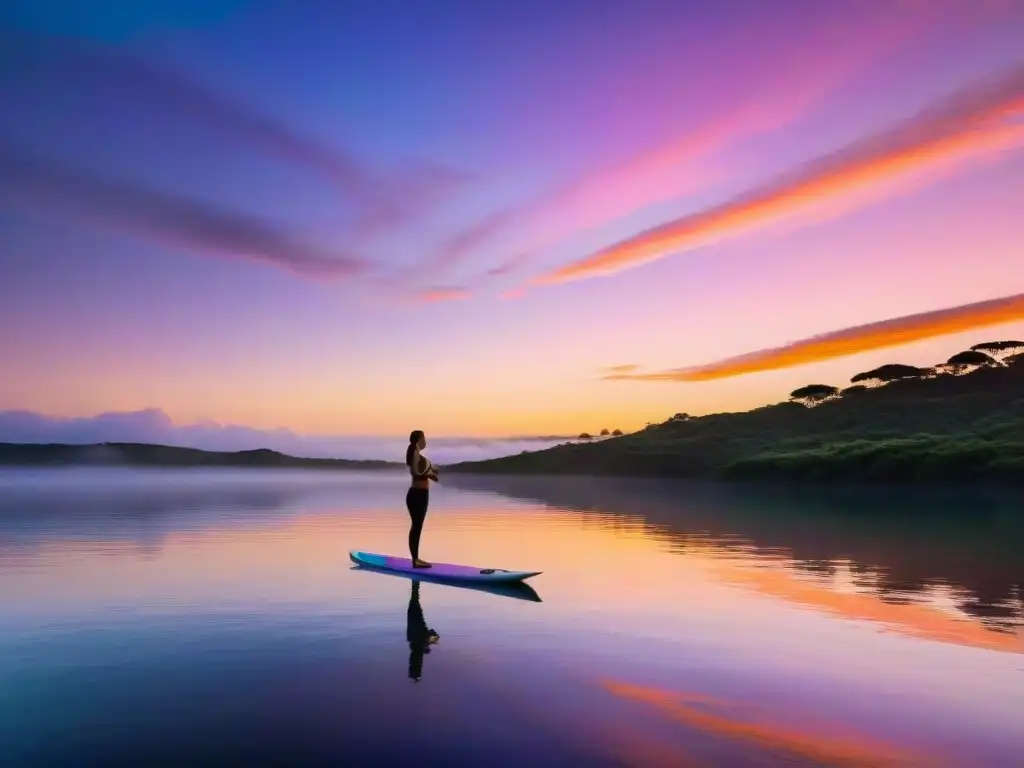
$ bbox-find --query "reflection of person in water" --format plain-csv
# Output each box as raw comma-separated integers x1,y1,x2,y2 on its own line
407,580,440,682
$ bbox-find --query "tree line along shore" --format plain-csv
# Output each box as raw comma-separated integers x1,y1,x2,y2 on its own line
446,339,1024,485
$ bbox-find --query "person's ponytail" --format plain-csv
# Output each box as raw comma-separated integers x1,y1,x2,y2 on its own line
406,430,424,467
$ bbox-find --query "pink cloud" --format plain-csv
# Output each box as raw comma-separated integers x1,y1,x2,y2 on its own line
535,64,1024,286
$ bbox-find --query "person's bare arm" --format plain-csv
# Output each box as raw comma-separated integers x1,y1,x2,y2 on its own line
412,452,436,479
422,455,439,481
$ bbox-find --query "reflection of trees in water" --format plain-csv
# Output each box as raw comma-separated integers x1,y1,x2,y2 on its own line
780,559,1023,635
445,474,1024,635
952,584,1022,635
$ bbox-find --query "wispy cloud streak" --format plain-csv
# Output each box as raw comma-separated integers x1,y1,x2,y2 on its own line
605,293,1024,382
535,65,1024,286
0,142,368,279
0,408,575,463
0,33,469,232
422,9,931,295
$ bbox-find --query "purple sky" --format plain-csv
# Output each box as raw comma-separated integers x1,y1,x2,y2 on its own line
1,0,1023,451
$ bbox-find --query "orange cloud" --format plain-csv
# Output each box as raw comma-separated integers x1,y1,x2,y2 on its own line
606,292,1024,382
534,65,1024,286
601,679,936,767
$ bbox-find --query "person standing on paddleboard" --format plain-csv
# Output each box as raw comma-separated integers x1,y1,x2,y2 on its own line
406,430,438,568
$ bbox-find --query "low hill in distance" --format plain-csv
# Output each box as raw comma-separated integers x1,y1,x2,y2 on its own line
447,339,1024,485
0,442,401,470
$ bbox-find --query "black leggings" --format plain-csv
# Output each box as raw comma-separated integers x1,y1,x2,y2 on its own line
405,487,429,560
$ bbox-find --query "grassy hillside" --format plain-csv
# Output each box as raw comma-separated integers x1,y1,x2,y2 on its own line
0,442,400,470
448,341,1024,485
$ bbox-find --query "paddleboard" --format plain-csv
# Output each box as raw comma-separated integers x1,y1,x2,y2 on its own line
349,561,543,602
349,550,541,584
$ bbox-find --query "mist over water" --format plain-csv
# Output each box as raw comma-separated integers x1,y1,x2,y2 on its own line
1,468,1021,766
0,408,574,463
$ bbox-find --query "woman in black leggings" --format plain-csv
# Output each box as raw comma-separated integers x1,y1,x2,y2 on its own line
405,430,438,568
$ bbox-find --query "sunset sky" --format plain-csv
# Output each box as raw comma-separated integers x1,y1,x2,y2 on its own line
2,0,1023,448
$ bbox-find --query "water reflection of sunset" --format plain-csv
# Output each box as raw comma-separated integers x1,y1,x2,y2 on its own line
7,501,1020,660
4,475,1024,767
601,679,937,767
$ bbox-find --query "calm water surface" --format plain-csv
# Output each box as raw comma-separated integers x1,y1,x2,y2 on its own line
1,468,1022,766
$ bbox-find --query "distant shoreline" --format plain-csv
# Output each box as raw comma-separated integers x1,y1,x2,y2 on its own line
0,442,401,470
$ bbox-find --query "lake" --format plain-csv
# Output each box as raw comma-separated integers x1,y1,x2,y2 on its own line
1,468,1021,766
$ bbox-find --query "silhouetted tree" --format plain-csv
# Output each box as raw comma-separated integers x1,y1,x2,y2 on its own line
1005,352,1024,366
850,364,928,386
611,428,624,436
841,384,868,395
789,384,840,407
945,350,997,375
970,340,1024,360
948,350,997,365
599,428,610,436
671,412,691,421
578,432,593,440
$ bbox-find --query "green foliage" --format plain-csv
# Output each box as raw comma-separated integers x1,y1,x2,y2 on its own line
722,436,1023,483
